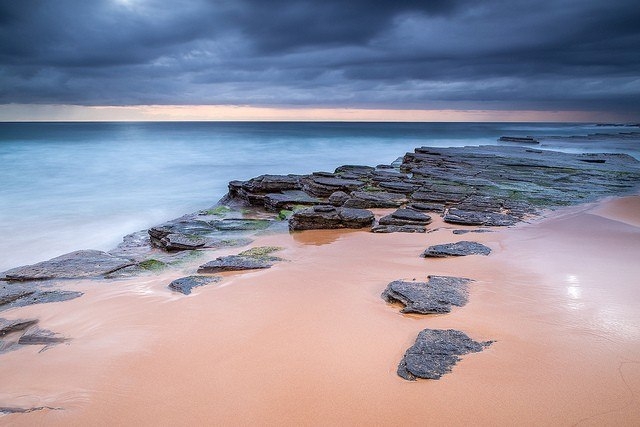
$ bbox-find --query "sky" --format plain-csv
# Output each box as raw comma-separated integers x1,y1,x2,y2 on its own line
1,0,639,121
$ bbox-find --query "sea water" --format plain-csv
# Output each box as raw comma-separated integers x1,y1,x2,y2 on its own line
1,121,638,271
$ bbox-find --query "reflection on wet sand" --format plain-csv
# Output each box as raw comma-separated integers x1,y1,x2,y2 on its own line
1,197,639,425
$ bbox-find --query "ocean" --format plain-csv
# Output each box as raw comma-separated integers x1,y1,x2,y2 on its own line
1,121,638,271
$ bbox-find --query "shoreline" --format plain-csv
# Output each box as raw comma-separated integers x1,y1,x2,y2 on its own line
0,195,639,424
1,143,640,424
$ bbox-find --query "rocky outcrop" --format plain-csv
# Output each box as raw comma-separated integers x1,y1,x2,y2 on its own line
381,276,471,314
397,329,493,380
289,205,374,231
421,241,491,257
1,250,134,281
168,275,222,295
378,208,432,226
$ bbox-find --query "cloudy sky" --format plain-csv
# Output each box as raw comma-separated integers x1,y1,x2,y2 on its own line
1,0,639,121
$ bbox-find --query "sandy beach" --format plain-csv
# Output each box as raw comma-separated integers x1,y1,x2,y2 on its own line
1,195,638,425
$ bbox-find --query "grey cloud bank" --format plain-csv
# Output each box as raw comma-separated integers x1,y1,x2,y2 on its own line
1,0,639,116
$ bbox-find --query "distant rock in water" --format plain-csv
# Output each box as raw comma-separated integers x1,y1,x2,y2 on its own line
498,136,539,144
289,205,374,231
381,276,471,314
421,241,491,257
168,275,222,295
397,329,493,380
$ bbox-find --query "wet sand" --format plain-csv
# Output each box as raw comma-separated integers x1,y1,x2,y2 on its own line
1,196,639,426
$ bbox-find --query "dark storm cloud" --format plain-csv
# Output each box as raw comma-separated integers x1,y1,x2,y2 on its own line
1,0,639,114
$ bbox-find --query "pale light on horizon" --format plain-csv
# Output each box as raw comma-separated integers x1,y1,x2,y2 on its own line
0,104,633,123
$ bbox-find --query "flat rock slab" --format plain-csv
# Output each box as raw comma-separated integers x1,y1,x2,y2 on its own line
264,191,320,211
381,275,471,314
422,241,491,257
198,255,276,273
444,208,518,226
1,250,134,281
168,275,222,295
379,208,432,227
0,283,83,312
398,329,493,380
289,205,374,230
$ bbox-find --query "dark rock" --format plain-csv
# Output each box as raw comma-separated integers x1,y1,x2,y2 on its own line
303,176,366,197
1,250,134,281
378,181,420,193
211,219,272,231
498,136,539,144
198,255,275,273
379,208,432,226
0,318,38,337
168,275,222,295
452,229,493,235
408,202,445,213
411,190,467,204
421,241,491,257
397,329,493,380
343,191,407,209
444,208,518,226
328,191,350,206
264,191,320,211
160,233,206,251
18,327,67,346
381,275,471,314
335,165,375,176
288,205,374,231
371,225,426,233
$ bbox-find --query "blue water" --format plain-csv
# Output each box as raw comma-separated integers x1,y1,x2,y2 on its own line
1,121,638,271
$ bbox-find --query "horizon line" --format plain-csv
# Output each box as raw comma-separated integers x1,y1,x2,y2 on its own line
0,104,635,123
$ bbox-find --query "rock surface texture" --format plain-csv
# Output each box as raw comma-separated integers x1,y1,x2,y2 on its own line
381,276,471,314
397,329,493,380
421,241,491,257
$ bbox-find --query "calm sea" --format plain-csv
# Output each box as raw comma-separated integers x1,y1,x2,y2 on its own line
1,121,638,271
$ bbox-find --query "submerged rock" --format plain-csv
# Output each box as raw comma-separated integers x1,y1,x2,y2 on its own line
0,283,83,312
168,275,222,295
371,224,426,233
1,250,135,281
18,327,67,346
397,329,493,380
289,205,374,231
421,241,491,257
0,318,38,337
381,276,471,314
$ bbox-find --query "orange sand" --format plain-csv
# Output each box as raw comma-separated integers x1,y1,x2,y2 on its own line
1,197,639,426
